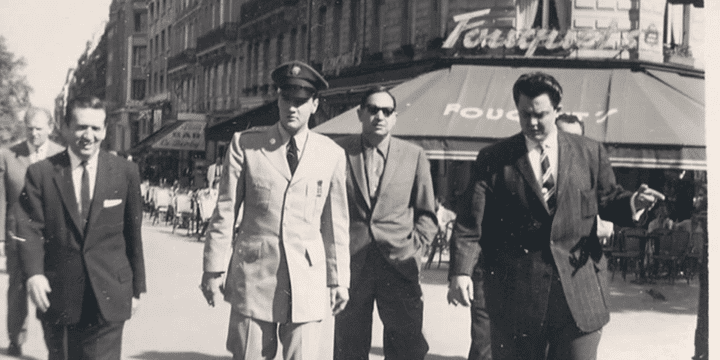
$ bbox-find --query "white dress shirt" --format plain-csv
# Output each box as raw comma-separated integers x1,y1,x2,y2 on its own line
27,141,48,164
277,123,309,163
524,132,559,189
68,149,99,211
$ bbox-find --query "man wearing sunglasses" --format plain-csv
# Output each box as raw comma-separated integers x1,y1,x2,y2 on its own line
334,87,437,360
201,60,351,359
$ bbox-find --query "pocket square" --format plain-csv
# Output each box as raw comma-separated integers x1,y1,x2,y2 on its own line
103,199,122,208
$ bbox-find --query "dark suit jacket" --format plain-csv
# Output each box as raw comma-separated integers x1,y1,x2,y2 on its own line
336,135,437,281
450,131,636,335
18,150,146,324
0,141,64,241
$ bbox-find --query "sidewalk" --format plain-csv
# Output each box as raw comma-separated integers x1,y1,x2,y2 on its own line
0,221,700,359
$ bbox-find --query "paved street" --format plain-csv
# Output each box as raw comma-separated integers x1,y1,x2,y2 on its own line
0,217,699,359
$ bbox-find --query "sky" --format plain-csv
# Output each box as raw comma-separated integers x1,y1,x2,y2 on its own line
0,0,113,113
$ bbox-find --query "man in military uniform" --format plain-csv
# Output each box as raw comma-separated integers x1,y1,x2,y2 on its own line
200,60,351,360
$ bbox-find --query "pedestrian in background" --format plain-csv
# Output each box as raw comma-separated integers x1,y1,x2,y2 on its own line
0,107,64,357
18,96,146,360
200,60,350,360
333,86,437,360
448,72,665,360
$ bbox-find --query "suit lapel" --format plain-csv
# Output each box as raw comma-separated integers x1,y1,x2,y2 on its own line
85,152,113,238
375,137,401,200
260,124,292,181
346,136,371,208
555,132,574,211
511,134,551,214
51,151,85,235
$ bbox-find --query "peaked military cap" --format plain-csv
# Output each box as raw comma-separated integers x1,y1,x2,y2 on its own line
271,60,329,99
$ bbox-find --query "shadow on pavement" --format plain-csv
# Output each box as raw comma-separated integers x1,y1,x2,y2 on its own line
0,348,42,360
370,347,465,360
129,352,231,360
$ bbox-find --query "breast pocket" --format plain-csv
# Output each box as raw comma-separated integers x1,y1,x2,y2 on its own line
251,183,272,211
304,180,325,221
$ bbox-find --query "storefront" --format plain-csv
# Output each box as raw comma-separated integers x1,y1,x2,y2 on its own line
129,119,207,188
313,60,705,220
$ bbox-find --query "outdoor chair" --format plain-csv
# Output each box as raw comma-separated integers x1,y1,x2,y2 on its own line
651,230,691,284
151,188,172,225
610,228,645,281
425,220,454,269
172,193,195,235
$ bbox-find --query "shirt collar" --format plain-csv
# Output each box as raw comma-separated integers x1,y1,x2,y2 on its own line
27,140,46,155
67,148,100,169
277,122,309,150
361,134,390,159
524,129,558,153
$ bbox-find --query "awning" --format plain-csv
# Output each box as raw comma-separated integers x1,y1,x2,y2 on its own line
206,101,279,142
129,120,206,154
313,64,705,169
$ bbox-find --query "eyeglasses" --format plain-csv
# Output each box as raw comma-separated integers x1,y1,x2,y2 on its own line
364,105,395,117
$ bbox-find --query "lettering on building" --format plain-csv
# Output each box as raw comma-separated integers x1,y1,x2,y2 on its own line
442,103,617,124
322,43,362,76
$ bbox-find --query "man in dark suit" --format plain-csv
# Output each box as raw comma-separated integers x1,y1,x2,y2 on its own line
334,87,437,360
0,107,64,356
447,73,664,360
18,96,146,360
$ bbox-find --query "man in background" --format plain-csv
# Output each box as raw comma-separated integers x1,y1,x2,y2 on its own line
0,107,63,356
334,87,437,360
19,96,145,359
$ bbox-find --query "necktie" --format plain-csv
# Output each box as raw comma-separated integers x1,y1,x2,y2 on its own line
287,137,298,175
540,146,556,213
81,160,91,222
366,148,383,198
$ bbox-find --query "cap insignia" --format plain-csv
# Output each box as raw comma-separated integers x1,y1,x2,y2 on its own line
291,66,301,76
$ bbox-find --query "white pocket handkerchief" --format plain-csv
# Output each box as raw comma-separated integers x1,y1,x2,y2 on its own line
103,199,122,208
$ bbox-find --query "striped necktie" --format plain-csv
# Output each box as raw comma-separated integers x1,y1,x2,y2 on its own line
540,146,556,213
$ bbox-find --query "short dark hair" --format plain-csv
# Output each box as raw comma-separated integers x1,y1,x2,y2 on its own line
64,95,106,126
555,113,585,135
359,86,396,111
512,72,563,109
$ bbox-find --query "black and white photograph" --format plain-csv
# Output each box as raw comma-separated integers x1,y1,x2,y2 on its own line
0,0,712,359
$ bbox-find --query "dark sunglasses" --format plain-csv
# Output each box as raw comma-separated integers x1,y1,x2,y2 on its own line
364,105,395,117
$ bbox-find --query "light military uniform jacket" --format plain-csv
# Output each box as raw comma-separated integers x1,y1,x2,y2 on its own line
203,123,350,323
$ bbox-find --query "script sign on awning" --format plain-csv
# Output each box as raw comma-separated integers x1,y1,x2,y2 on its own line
152,120,205,151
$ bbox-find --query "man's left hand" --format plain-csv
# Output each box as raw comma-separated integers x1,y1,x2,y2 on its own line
633,184,666,211
132,297,141,316
330,286,349,316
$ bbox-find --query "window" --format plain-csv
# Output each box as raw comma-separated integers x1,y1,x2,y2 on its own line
160,74,165,92
300,25,307,61
263,39,270,86
161,30,165,53
290,28,297,61
134,11,147,32
155,35,160,57
132,79,146,100
132,46,147,66
349,0,360,48
150,2,154,21
276,33,284,67
317,6,327,59
518,0,569,30
333,1,342,55
371,0,382,53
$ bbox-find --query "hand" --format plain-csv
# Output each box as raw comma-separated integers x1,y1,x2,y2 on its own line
27,274,51,312
330,286,349,316
633,184,666,211
132,297,141,316
200,272,225,307
447,275,473,307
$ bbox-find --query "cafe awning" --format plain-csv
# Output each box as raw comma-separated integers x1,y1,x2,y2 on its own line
313,64,705,170
129,120,206,154
206,101,279,142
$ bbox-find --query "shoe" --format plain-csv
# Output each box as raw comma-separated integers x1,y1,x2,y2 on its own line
7,342,21,357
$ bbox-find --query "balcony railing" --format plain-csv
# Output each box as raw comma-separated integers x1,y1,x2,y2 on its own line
197,22,241,53
168,48,196,70
240,0,297,25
